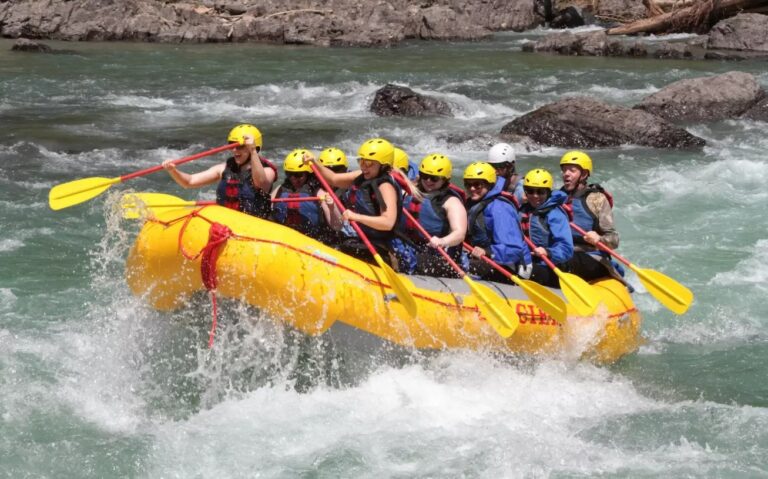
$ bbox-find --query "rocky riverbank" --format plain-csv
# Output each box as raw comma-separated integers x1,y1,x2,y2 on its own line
3,0,767,58
523,13,768,61
0,0,541,47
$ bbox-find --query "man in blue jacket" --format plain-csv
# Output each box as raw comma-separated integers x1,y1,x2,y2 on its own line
464,162,532,284
519,168,574,288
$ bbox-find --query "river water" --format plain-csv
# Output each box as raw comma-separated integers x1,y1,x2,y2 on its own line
1,32,767,477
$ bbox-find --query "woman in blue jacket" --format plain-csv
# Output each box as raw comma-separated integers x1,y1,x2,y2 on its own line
518,168,574,288
464,162,531,284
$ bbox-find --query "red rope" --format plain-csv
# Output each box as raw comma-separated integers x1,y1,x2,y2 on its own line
195,222,233,348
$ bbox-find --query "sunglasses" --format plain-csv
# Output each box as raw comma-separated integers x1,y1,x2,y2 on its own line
286,172,308,178
464,180,488,190
524,188,549,196
419,173,442,183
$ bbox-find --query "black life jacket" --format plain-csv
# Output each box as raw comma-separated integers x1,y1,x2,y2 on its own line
215,156,277,218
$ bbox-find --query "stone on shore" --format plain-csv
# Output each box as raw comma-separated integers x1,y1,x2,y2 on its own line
370,84,452,117
634,71,764,122
501,97,705,149
708,13,768,52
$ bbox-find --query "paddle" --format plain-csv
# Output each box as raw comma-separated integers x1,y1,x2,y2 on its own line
120,192,214,219
121,192,323,219
401,209,518,337
308,162,418,318
461,242,567,325
49,143,237,211
569,223,693,314
522,235,599,316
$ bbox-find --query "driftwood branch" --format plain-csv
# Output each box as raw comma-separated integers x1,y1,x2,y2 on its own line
607,0,768,35
643,0,666,16
261,8,333,20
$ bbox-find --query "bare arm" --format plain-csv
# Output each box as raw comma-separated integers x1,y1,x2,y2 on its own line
431,196,467,248
316,188,334,226
343,182,398,231
305,153,361,188
250,153,275,193
162,160,224,189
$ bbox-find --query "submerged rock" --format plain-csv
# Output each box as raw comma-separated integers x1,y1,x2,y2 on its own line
501,97,705,149
370,84,452,117
10,38,52,53
635,71,764,122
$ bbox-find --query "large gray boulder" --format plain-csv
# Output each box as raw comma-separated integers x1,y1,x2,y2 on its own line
370,84,452,117
634,71,763,122
708,13,768,52
501,97,705,148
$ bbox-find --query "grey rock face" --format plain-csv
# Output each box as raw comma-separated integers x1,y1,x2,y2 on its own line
0,0,540,46
370,84,452,117
635,71,763,122
501,97,705,148
708,13,768,52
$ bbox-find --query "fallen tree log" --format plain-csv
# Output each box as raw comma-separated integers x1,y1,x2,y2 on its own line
607,0,768,35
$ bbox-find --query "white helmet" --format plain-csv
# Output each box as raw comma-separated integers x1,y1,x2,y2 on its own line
488,143,516,165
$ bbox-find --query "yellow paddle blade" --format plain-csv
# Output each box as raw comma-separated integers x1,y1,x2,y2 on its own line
513,277,568,325
630,264,693,315
373,253,418,318
464,277,517,337
554,268,600,317
120,193,196,219
49,176,121,210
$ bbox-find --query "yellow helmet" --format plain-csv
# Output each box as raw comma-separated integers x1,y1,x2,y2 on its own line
318,147,348,168
393,148,409,172
283,149,313,173
524,168,554,190
357,138,394,167
227,124,263,148
419,154,452,179
559,150,592,175
463,162,497,184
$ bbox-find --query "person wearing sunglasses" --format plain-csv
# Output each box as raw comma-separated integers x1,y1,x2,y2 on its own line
305,138,417,274
162,124,277,218
272,149,333,241
518,168,574,288
463,162,532,284
403,154,468,277
559,150,622,282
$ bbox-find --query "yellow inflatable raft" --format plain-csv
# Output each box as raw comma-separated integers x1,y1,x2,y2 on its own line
126,204,642,364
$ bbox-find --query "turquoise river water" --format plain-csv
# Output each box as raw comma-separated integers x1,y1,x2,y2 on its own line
1,31,767,477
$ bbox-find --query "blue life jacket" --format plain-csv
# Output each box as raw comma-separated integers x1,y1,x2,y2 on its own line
272,180,325,236
403,161,419,181
466,179,531,267
561,183,611,249
404,186,466,267
519,190,573,265
216,156,276,218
